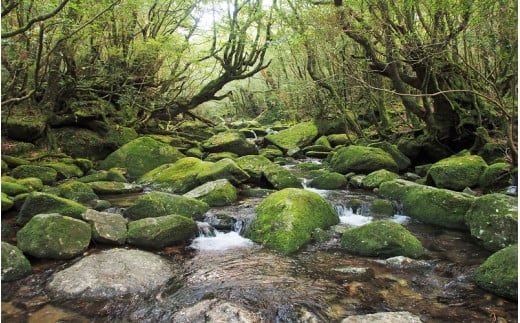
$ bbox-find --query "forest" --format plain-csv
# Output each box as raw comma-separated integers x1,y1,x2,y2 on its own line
1,0,517,163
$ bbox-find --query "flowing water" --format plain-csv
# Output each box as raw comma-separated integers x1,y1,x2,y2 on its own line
2,171,518,322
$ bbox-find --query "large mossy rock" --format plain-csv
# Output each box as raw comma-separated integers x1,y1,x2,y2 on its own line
427,154,488,190
479,163,512,193
341,220,423,258
1,242,32,282
263,164,302,189
78,168,128,183
87,181,143,195
379,180,475,229
236,155,273,183
127,214,198,249
201,130,258,156
17,214,91,259
100,136,185,177
264,121,319,154
124,191,209,221
370,142,411,172
195,158,250,185
248,188,339,254
138,157,206,193
2,192,14,212
184,179,237,206
12,164,58,185
57,180,98,202
362,169,400,190
330,145,399,174
474,244,518,300
82,209,128,245
51,127,112,160
309,171,347,190
465,193,517,251
1,109,46,141
39,161,84,179
17,192,88,225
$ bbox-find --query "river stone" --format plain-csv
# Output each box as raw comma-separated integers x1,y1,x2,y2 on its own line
17,192,88,225
202,130,258,156
57,180,98,202
39,161,84,179
87,181,143,195
478,162,512,193
264,121,319,153
236,155,273,183
100,136,185,177
171,299,261,322
309,171,347,189
127,214,198,249
379,180,475,230
248,188,339,254
465,193,518,251
12,164,58,185
474,244,517,300
426,154,488,190
342,311,423,322
124,191,209,221
2,192,14,212
82,209,128,245
330,145,399,174
1,178,30,196
47,249,175,299
184,179,237,206
1,242,32,282
78,168,128,183
196,158,250,186
362,169,399,190
341,220,423,258
263,164,302,189
17,214,91,260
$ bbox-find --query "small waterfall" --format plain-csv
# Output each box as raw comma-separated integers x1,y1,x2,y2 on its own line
191,219,255,251
334,204,373,226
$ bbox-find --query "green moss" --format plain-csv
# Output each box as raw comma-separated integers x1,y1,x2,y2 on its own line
12,165,57,185
370,142,411,171
479,163,512,193
264,121,319,151
127,214,198,249
87,181,143,195
341,220,423,258
263,164,302,189
362,169,400,190
1,242,32,281
310,172,347,189
327,133,350,147
16,177,44,192
427,155,488,190
39,161,84,179
184,179,237,207
1,181,29,196
248,188,339,254
196,158,250,185
259,146,284,160
1,192,14,212
370,199,394,216
236,155,273,183
57,180,99,202
204,152,239,162
475,244,518,300
330,145,399,174
78,168,128,183
202,130,258,156
17,192,88,224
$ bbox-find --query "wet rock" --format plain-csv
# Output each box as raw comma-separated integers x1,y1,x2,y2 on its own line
82,209,127,245
184,179,237,206
12,164,57,185
248,188,339,254
330,145,399,174
124,191,209,221
331,266,375,282
57,180,98,202
236,155,274,183
202,130,258,156
17,192,88,225
87,181,143,195
100,136,185,177
1,242,32,281
341,311,423,322
47,249,175,299
127,214,198,249
465,193,517,251
348,175,365,189
426,154,488,190
264,121,319,153
362,169,399,190
196,158,250,186
475,244,517,300
380,256,432,270
17,214,91,260
310,171,347,190
172,299,261,322
370,199,394,216
263,164,302,189
379,180,475,230
341,220,423,258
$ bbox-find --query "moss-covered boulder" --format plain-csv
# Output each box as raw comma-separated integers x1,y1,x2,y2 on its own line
16,177,44,192
82,209,128,245
248,188,339,254
204,152,239,162
236,155,273,183
127,214,198,249
39,161,84,179
57,180,98,202
137,157,206,194
341,220,423,258
474,244,517,300
370,142,411,172
362,169,400,190
479,163,512,193
327,133,351,147
264,121,319,153
196,158,250,186
78,168,128,183
309,171,347,190
259,146,284,160
330,145,399,174
104,126,139,149
465,193,517,251
1,179,30,196
370,199,394,216
202,130,258,156
124,191,209,221
17,192,88,225
379,180,475,229
87,181,143,195
427,154,488,190
184,179,237,206
100,136,185,177
264,164,302,189
2,192,14,212
1,242,32,282
478,142,508,164
1,109,46,141
12,164,58,185
17,214,91,260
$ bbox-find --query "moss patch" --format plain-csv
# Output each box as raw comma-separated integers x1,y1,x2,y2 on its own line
475,244,518,300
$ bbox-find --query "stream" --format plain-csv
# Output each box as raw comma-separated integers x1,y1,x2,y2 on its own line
1,163,518,322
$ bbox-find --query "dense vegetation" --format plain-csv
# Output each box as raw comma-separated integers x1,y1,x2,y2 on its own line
1,0,517,163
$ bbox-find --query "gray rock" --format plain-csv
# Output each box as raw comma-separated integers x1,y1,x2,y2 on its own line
171,299,261,323
82,209,128,245
47,249,175,299
342,311,423,322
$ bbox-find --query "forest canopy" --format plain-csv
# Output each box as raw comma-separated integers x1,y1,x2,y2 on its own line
1,0,517,162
